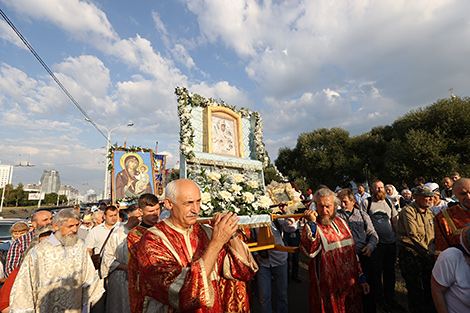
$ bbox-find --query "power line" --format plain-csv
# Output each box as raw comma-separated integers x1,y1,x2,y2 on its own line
0,8,107,140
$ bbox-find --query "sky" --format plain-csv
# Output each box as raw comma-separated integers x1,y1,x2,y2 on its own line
1,0,469,196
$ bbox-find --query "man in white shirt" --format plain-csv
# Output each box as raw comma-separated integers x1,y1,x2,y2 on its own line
86,206,119,256
432,224,470,313
85,205,119,313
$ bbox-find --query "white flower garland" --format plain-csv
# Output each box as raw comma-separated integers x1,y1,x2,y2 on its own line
175,86,269,167
187,165,273,217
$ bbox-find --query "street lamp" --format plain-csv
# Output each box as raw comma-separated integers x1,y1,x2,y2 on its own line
85,118,134,200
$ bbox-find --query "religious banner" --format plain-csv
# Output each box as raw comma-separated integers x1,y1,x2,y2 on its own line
111,149,156,205
153,154,166,197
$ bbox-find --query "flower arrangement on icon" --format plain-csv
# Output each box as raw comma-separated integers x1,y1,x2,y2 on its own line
175,86,269,167
187,166,273,217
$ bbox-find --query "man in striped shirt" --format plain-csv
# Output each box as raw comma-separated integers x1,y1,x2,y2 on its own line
5,210,52,277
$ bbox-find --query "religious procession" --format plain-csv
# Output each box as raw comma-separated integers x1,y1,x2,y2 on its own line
0,87,469,313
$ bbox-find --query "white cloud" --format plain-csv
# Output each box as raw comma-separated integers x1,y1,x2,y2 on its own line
172,44,196,70
152,11,168,36
182,0,470,104
265,136,295,159
189,81,251,108
54,55,110,99
2,0,118,45
0,64,66,114
0,20,26,49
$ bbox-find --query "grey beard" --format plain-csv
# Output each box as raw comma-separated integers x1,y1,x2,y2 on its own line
34,223,52,235
55,231,79,247
318,211,336,225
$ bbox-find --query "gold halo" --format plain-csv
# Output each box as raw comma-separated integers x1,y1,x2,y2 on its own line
119,152,144,170
139,164,149,172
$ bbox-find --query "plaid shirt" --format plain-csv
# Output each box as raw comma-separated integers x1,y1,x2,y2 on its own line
5,231,35,277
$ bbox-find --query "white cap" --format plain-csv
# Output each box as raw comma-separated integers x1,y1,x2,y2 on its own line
424,182,440,192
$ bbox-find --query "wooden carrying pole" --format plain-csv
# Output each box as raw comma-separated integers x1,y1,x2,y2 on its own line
197,212,311,252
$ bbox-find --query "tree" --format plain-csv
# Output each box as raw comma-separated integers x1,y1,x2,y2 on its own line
275,96,470,190
13,183,25,207
59,195,68,205
44,193,58,205
3,184,15,206
276,128,356,191
263,163,284,185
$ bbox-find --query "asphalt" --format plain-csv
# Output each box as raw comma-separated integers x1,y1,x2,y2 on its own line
250,262,409,313
251,263,310,313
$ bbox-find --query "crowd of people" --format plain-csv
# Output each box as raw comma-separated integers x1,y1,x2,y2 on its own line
0,174,468,313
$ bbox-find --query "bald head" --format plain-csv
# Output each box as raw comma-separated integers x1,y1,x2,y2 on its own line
166,179,201,202
165,179,201,230
453,178,470,209
32,210,53,229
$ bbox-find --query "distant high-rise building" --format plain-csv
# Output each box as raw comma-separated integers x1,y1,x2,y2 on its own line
59,185,80,202
39,169,61,194
0,164,13,189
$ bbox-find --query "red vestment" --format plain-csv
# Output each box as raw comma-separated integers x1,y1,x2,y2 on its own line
137,220,258,313
127,225,150,313
218,228,253,313
435,205,470,255
300,216,363,313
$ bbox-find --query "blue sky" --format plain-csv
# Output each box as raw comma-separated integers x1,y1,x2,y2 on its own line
1,0,470,195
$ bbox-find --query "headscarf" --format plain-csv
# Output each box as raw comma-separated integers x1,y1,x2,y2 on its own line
385,184,400,202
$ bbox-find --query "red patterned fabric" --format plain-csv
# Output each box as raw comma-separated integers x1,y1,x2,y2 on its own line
137,220,257,313
435,205,470,255
300,217,363,313
218,279,252,313
127,225,149,313
219,228,253,313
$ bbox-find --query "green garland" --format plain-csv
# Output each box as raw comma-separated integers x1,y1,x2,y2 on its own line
107,144,153,172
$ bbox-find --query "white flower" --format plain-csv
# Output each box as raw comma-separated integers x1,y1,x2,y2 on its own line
247,180,258,189
207,172,221,181
219,191,232,201
256,196,273,208
232,173,244,183
242,192,255,203
201,192,211,204
230,184,243,194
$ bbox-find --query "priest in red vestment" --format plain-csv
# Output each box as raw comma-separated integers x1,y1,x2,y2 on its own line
435,178,470,256
127,193,161,313
300,187,369,313
137,179,258,313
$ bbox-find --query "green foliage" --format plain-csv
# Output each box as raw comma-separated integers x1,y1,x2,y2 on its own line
168,169,180,182
44,193,58,205
275,96,470,189
1,183,38,207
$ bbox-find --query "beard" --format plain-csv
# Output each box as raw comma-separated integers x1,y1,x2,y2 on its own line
35,224,52,235
55,231,79,247
318,210,336,225
373,191,387,201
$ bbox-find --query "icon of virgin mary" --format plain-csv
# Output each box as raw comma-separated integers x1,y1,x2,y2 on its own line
115,153,152,199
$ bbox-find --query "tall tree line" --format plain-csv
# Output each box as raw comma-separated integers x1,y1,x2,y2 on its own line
275,96,470,193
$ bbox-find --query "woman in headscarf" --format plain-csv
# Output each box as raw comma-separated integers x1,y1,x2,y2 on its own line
385,184,407,212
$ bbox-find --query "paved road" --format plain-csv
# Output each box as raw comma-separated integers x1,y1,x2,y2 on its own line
250,262,409,313
251,264,310,313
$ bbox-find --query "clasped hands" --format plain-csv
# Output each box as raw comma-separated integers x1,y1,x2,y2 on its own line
209,212,240,245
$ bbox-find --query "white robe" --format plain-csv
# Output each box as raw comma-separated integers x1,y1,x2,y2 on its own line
10,234,104,313
101,225,131,313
